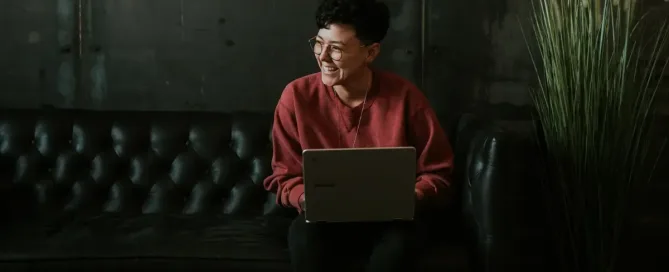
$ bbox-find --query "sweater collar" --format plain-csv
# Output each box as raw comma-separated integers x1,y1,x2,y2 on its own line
325,70,381,131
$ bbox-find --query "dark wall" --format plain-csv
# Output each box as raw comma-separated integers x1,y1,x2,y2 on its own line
3,1,666,117
0,0,425,112
0,0,539,118
426,0,535,122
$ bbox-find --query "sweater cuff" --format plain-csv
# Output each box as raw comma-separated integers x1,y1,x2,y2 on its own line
288,184,305,211
414,180,433,201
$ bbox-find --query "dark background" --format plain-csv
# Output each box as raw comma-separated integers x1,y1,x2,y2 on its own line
1,0,668,222
0,0,541,121
2,0,669,267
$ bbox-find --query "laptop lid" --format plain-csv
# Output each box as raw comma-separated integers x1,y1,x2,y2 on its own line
302,147,416,223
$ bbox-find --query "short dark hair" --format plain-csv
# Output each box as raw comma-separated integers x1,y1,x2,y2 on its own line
315,0,390,45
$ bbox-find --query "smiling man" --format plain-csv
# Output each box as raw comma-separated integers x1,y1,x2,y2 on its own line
263,0,455,271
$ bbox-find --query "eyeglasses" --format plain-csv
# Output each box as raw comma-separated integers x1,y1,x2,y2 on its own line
308,37,367,61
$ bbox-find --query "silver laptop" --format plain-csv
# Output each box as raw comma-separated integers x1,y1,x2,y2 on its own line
302,147,416,223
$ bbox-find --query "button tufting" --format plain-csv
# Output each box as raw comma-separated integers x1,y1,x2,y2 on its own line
2,111,279,220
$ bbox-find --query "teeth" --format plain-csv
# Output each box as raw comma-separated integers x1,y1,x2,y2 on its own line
325,67,338,72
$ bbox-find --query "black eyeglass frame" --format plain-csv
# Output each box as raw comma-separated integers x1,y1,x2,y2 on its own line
308,36,368,61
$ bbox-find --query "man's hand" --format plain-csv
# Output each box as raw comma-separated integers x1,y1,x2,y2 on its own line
299,194,306,212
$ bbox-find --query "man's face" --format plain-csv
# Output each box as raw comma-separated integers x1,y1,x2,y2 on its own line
312,24,371,87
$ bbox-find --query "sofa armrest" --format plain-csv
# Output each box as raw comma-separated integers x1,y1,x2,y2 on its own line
458,120,550,271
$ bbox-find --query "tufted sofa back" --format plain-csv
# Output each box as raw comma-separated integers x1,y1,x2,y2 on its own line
0,109,293,220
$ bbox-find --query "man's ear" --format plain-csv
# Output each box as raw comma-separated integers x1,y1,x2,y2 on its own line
366,43,381,64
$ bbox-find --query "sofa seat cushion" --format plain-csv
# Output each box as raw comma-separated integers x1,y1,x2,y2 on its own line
0,214,469,271
0,214,291,262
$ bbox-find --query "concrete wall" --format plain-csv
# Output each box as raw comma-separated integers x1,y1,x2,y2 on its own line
1,0,666,119
0,0,540,118
0,0,422,111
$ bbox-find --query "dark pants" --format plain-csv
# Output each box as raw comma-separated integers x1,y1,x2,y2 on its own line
287,213,427,272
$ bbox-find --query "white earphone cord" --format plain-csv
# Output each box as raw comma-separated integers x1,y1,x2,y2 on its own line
351,89,368,148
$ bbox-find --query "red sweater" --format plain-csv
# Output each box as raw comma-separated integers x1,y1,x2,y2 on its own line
263,70,454,212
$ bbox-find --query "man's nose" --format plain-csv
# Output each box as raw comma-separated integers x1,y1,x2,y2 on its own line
318,46,331,62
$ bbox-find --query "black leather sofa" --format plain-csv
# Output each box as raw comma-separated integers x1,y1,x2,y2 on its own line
0,109,537,271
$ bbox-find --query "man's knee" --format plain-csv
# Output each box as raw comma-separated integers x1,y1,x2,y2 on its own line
366,223,419,272
373,223,419,260
287,215,345,272
378,223,417,253
288,214,309,250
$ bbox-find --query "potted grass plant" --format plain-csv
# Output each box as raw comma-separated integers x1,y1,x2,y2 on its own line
522,0,669,271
